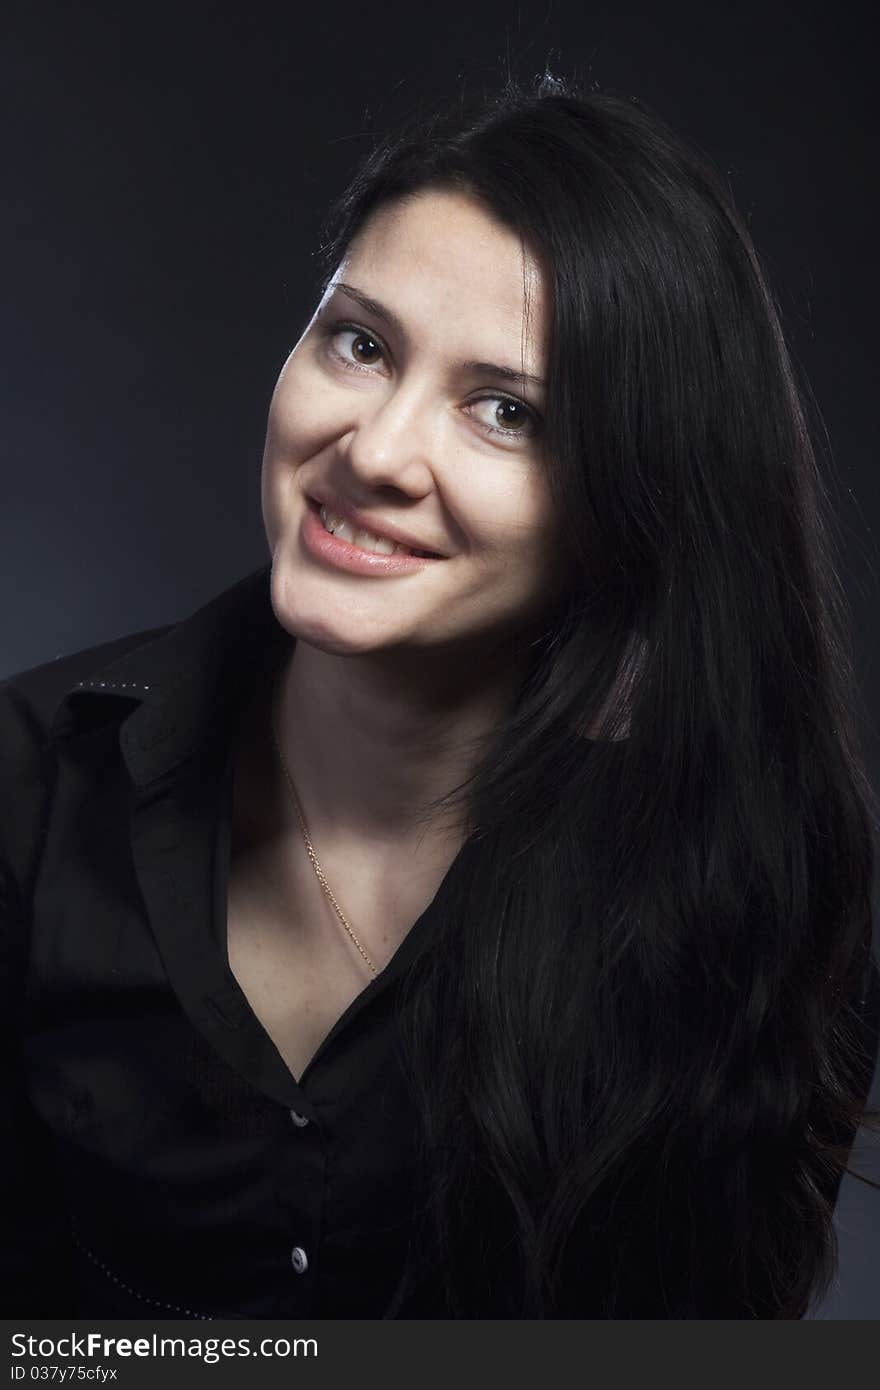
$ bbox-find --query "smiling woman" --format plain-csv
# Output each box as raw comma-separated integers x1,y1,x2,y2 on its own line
2,71,879,1320
262,187,570,667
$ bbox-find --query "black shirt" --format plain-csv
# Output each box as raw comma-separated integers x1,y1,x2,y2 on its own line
1,564,467,1318
2,565,879,1319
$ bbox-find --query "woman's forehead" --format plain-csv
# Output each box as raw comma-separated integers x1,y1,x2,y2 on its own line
333,188,549,370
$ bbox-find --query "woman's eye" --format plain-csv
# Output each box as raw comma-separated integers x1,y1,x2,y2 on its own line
467,396,539,441
329,325,385,367
323,321,540,443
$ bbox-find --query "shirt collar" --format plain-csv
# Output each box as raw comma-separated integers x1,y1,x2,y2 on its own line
47,563,289,788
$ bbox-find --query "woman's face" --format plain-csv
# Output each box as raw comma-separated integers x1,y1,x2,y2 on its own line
261,186,572,662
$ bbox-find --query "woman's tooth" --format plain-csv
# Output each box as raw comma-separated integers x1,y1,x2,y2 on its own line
320,505,415,556
352,530,397,555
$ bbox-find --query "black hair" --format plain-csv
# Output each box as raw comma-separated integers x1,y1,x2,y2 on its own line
312,69,880,1317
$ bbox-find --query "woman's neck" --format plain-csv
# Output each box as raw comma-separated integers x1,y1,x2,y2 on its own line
271,636,520,859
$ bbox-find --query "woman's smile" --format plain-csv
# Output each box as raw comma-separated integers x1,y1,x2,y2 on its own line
300,495,445,577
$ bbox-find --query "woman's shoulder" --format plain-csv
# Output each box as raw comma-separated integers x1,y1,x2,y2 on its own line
0,625,168,897
0,566,276,888
0,625,170,752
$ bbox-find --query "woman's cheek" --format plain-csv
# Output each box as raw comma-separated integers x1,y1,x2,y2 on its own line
272,368,344,458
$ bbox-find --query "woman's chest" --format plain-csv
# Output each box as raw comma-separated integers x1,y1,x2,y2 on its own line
225,881,375,1085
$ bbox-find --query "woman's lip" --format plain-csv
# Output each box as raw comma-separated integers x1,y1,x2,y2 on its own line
300,497,444,576
308,494,444,558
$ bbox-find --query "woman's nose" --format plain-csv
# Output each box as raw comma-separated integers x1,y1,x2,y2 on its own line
344,382,439,492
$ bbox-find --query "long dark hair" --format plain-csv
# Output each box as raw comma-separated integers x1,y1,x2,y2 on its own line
313,71,880,1317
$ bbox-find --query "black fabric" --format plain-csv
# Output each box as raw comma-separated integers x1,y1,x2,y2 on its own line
2,565,878,1319
0,566,464,1318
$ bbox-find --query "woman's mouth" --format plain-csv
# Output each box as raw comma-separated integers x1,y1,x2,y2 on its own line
317,504,436,558
300,498,445,577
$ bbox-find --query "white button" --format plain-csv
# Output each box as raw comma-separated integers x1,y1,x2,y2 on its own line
290,1109,310,1128
291,1245,309,1275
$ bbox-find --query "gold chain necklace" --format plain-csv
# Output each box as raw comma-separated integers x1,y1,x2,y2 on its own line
270,697,378,980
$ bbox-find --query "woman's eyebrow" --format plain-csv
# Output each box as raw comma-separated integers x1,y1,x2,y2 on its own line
329,281,547,390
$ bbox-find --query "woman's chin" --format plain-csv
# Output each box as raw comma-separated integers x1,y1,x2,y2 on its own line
267,552,422,654
268,589,391,657
268,601,375,654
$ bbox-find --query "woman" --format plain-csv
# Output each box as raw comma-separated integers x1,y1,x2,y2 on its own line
2,73,879,1320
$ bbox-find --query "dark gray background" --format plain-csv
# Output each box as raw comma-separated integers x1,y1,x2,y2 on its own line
4,0,878,1317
